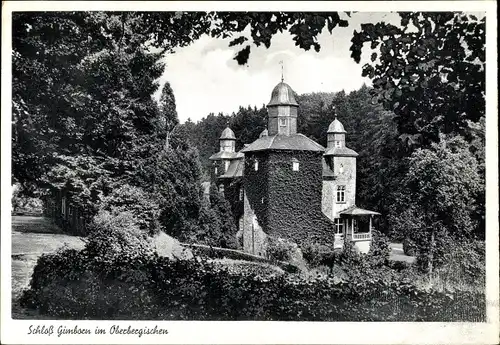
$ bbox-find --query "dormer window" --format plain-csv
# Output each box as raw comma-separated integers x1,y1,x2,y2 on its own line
254,160,259,171
279,117,287,127
292,158,299,171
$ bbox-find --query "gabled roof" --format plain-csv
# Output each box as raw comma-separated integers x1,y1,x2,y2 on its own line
220,158,244,179
241,134,325,153
339,205,381,216
209,151,244,160
324,146,358,157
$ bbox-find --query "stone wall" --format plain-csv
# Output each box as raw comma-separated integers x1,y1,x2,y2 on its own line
331,155,356,218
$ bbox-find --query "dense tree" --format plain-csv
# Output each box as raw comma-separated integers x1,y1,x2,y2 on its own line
389,135,482,272
208,184,238,248
350,12,485,150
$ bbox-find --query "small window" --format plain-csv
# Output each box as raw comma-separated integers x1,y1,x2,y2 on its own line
219,184,225,193
335,140,341,148
279,117,287,126
214,166,218,175
239,188,244,201
224,160,230,172
336,185,346,203
334,218,344,234
292,158,299,171
254,160,259,171
339,164,344,174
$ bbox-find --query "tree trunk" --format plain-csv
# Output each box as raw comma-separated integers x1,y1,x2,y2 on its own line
427,227,435,274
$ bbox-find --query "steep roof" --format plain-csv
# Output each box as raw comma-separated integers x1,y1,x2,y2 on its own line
220,158,244,179
209,151,244,160
324,146,358,157
241,134,325,153
322,158,336,178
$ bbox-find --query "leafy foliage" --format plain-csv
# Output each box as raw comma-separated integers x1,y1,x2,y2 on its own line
20,249,485,321
85,210,154,262
350,12,485,149
389,135,483,272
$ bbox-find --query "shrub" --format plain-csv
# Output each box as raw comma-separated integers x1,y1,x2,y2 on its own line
20,248,485,321
302,243,337,268
403,237,417,256
266,236,305,267
367,229,391,267
84,209,154,262
98,184,161,235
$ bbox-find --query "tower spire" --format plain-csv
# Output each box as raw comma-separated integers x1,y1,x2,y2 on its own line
279,60,284,82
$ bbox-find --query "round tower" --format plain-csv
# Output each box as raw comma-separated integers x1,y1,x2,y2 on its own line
267,82,299,136
327,108,347,148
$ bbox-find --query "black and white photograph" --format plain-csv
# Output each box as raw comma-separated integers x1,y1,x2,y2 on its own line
1,1,498,344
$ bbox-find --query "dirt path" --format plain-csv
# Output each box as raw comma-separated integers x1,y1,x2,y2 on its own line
11,216,85,300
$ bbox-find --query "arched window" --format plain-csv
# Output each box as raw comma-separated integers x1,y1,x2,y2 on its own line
254,160,259,171
292,158,299,171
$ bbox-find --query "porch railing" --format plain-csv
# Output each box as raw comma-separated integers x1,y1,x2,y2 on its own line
351,232,372,241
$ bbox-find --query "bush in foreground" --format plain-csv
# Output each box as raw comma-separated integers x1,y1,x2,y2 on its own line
19,248,485,321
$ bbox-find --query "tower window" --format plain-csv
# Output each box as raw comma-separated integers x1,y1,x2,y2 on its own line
337,185,346,203
219,184,224,193
254,160,259,171
334,218,344,234
239,188,244,201
279,117,287,126
224,160,230,172
214,166,218,175
335,141,341,148
292,158,299,171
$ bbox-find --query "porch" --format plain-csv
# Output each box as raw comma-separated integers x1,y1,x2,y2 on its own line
333,206,380,252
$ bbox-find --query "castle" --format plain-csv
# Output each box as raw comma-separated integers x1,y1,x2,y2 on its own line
209,81,379,255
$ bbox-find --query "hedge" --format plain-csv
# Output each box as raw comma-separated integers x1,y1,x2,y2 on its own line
19,249,485,321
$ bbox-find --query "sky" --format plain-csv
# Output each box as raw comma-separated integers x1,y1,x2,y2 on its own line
154,12,402,123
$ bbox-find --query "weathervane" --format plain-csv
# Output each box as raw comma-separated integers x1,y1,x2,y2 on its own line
279,60,284,82
333,105,337,119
